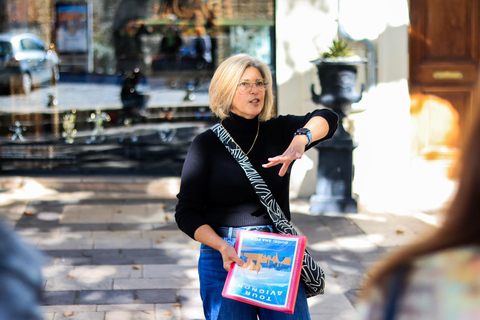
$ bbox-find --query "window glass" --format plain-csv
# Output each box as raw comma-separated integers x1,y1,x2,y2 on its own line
30,40,45,51
0,42,12,56
20,38,31,50
0,0,275,174
21,38,44,51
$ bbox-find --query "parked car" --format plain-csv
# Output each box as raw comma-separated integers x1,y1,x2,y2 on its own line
0,33,59,94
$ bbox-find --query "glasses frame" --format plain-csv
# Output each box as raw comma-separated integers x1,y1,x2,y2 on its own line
237,80,268,93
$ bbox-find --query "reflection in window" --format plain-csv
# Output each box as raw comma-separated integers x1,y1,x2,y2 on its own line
108,0,274,76
21,39,45,51
0,0,275,173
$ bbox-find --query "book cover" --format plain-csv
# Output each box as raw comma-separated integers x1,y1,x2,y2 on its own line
222,230,306,314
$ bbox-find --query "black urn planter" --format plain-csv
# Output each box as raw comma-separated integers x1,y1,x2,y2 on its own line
309,59,365,214
311,60,364,139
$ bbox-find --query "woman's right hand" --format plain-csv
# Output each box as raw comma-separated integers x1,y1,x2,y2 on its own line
219,242,245,272
194,224,245,271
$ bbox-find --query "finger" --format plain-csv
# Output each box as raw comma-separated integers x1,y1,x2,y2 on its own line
268,155,285,162
262,162,274,168
278,163,289,177
262,156,282,168
262,161,275,168
224,260,242,272
233,256,245,267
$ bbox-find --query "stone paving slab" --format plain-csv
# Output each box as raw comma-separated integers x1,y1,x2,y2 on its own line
54,311,105,320
114,278,199,290
43,291,77,306
0,203,27,225
176,289,203,320
73,265,144,279
77,290,136,305
45,278,113,291
94,238,153,250
42,304,183,320
96,304,155,311
57,223,175,232
38,239,95,251
42,265,74,280
42,264,146,282
308,292,357,315
42,249,195,266
105,310,155,320
143,265,198,279
92,230,144,239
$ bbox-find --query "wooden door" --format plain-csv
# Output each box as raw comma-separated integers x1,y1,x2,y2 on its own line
409,0,480,148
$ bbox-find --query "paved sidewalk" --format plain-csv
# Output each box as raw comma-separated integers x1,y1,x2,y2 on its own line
0,176,439,320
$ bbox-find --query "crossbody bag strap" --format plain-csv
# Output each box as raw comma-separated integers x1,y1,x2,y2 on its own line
211,123,297,235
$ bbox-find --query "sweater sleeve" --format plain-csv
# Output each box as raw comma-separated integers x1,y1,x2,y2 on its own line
309,108,338,147
275,108,338,151
175,133,211,239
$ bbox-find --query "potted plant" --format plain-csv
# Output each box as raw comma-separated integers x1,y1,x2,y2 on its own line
310,38,366,118
319,39,355,61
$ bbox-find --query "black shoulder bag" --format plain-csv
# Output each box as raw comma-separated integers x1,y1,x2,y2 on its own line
211,123,325,298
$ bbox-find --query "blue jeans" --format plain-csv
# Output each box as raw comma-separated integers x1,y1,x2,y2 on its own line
198,226,311,320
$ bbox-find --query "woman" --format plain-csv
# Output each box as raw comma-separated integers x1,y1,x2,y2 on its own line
175,53,338,319
356,113,480,320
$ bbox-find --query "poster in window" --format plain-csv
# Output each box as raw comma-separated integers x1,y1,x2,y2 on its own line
55,3,89,53
222,230,306,314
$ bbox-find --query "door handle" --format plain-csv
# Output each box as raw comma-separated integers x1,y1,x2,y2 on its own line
433,71,463,80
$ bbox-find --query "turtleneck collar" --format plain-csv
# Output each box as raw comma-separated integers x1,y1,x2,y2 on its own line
222,112,260,134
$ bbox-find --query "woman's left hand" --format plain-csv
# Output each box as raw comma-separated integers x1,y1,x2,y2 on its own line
262,137,306,177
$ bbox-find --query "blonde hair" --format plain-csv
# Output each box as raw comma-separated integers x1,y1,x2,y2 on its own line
209,54,274,121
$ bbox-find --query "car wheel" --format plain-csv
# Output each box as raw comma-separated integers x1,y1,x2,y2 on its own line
51,65,59,85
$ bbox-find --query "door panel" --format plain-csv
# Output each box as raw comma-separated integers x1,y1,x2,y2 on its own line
424,0,474,60
420,87,472,128
409,0,480,145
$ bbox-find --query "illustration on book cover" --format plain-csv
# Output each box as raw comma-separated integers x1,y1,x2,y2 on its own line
222,230,306,313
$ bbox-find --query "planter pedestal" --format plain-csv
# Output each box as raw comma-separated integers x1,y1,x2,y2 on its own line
310,60,364,214
309,136,358,214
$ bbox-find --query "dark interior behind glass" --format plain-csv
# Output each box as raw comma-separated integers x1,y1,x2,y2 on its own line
0,0,275,174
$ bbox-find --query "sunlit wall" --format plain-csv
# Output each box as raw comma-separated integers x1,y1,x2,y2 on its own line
278,0,449,213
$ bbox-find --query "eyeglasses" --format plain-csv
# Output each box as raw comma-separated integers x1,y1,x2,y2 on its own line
237,80,268,93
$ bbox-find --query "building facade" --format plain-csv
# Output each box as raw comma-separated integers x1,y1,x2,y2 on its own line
1,0,460,214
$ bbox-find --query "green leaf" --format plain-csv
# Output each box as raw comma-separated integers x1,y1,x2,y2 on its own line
321,39,353,59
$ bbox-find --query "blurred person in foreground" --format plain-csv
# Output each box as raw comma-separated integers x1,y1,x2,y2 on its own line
0,219,43,319
356,113,480,320
175,53,338,319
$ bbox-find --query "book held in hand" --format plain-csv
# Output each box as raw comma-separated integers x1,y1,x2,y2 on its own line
222,230,306,314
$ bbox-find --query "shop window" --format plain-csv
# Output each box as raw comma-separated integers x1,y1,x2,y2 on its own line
0,0,275,173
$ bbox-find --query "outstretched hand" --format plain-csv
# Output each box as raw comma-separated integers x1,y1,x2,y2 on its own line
262,137,306,176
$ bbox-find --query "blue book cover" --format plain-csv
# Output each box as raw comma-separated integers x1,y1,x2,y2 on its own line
222,230,306,314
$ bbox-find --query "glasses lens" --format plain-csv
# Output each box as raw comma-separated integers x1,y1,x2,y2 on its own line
255,81,266,91
238,81,249,92
237,80,267,92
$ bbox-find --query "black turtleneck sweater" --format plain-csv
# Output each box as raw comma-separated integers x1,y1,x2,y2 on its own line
175,109,338,239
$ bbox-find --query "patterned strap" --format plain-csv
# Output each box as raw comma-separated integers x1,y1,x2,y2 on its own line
211,123,325,297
